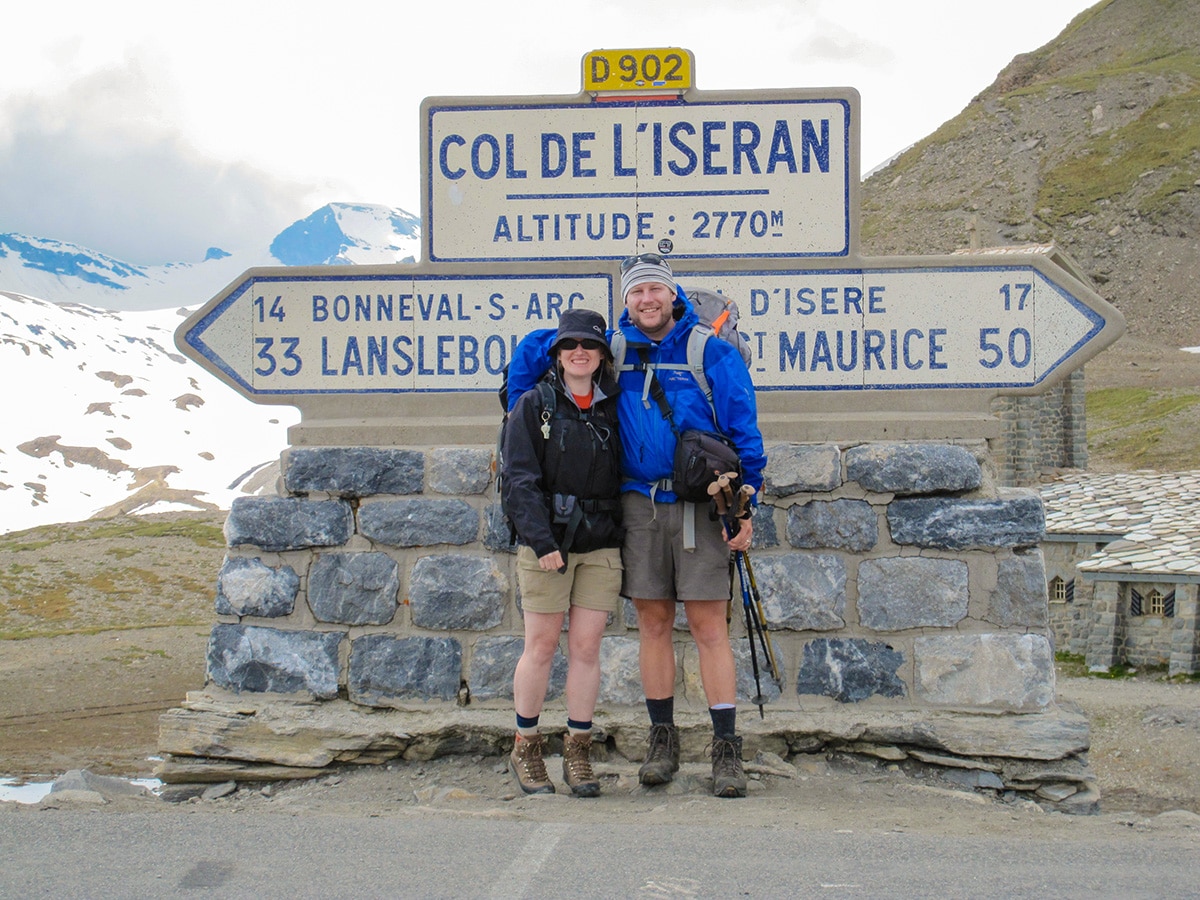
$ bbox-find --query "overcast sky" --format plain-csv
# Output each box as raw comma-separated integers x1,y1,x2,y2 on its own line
1,0,1096,265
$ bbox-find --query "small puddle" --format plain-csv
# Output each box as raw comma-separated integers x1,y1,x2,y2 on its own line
0,779,54,804
1,776,162,804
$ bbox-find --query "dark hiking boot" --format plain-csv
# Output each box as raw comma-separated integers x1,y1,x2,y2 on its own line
562,732,600,797
710,735,747,798
509,732,555,794
638,723,680,786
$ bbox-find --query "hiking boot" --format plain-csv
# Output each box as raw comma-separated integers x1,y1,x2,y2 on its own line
638,723,680,786
561,732,600,797
509,732,555,794
710,735,747,798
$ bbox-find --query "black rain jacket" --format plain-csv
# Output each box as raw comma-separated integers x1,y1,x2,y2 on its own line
501,366,623,560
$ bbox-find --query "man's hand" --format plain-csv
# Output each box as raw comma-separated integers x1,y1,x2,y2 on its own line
724,516,753,553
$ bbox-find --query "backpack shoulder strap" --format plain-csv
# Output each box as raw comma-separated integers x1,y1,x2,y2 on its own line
609,331,629,372
685,325,714,409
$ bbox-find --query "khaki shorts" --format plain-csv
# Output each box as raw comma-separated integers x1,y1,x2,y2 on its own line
517,545,623,615
620,492,732,602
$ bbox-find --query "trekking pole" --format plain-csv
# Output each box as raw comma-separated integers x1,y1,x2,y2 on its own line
713,474,768,717
733,486,782,687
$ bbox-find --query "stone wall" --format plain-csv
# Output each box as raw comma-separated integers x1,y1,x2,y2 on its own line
206,440,1054,715
990,368,1087,486
1112,583,1198,673
1043,539,1100,656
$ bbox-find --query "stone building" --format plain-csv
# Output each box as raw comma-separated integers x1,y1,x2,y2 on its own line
1040,470,1200,676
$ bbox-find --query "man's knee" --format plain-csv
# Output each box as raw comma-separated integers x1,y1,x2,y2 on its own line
685,604,730,647
634,599,676,636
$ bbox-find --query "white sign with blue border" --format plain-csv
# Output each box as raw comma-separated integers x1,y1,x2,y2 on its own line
178,270,613,395
422,92,855,263
679,261,1110,391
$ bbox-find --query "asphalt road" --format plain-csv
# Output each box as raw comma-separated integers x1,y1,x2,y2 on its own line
3,811,1197,898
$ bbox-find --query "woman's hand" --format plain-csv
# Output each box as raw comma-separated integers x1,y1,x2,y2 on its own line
538,550,565,571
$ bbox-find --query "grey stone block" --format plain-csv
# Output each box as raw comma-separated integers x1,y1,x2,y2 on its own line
796,637,907,702
764,443,841,495
428,448,493,495
749,553,846,631
483,503,519,553
751,504,780,549
348,634,462,705
206,624,342,698
215,556,299,618
359,499,479,547
283,447,423,497
469,635,565,702
989,549,1050,628
597,636,643,705
914,633,1054,711
224,497,353,551
734,635,784,706
410,555,506,630
858,557,969,630
308,552,400,626
846,442,982,495
786,499,878,551
887,491,1045,549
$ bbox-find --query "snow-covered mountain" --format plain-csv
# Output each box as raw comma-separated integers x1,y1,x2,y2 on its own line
270,204,420,267
0,203,422,312
0,203,421,535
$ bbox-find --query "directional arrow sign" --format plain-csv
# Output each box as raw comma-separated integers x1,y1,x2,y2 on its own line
677,254,1122,393
176,254,1121,403
175,268,614,400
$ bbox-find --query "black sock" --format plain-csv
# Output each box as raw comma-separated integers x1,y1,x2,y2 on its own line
710,706,737,741
516,712,539,730
646,696,674,726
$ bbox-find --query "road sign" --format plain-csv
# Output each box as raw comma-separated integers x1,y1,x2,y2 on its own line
583,48,694,93
421,89,856,263
176,269,613,398
175,254,1120,401
680,257,1119,392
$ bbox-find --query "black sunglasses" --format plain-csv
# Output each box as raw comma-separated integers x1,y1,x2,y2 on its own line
620,252,667,272
557,338,605,352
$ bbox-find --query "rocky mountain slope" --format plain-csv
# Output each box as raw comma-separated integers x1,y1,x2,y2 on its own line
863,0,1198,351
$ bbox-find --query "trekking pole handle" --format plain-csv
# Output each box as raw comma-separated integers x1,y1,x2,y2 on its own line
734,484,755,519
708,477,730,516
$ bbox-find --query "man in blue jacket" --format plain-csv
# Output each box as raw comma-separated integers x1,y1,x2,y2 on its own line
615,253,765,798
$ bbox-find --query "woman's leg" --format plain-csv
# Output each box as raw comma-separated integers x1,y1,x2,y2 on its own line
513,610,566,718
563,606,609,722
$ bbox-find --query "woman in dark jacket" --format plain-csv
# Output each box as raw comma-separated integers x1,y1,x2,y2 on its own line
501,307,623,798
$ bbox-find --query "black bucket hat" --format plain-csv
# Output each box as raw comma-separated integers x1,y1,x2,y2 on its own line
550,307,610,358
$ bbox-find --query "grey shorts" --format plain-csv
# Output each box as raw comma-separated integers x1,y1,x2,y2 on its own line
620,492,732,602
516,545,623,614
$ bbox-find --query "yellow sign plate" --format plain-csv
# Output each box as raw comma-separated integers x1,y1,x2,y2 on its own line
583,48,693,93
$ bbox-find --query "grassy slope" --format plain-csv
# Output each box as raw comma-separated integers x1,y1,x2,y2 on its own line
0,512,225,639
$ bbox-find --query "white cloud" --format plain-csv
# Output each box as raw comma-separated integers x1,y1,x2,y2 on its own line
0,60,317,263
0,0,1097,264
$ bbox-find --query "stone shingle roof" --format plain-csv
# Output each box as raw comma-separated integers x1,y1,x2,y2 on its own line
1040,471,1200,579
